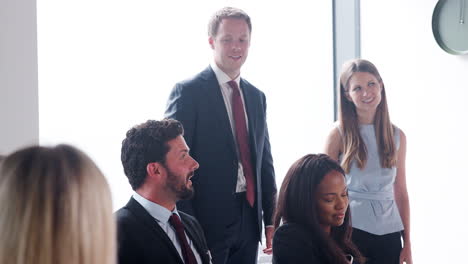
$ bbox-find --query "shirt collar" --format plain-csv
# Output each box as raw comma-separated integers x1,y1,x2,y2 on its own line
210,61,241,87
133,192,180,223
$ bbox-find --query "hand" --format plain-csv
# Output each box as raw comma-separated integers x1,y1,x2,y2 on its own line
262,226,274,255
399,243,412,264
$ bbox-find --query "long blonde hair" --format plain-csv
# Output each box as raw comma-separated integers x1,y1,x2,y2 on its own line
338,59,397,173
0,145,115,264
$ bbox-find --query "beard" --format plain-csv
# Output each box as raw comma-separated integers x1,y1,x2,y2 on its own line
164,165,194,200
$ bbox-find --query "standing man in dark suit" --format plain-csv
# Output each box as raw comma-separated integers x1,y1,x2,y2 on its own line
165,7,277,264
116,119,212,264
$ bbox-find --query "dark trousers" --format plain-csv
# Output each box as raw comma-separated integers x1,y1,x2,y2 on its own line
210,192,259,264
352,228,402,264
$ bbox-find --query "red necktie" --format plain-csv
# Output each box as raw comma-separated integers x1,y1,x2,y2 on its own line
228,80,255,207
169,213,197,264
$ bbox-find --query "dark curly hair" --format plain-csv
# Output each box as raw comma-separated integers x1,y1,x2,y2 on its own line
121,119,184,190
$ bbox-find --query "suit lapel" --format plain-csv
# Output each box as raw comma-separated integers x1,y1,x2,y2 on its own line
180,217,210,264
126,198,184,264
180,221,198,249
240,79,258,134
200,66,237,154
240,79,258,164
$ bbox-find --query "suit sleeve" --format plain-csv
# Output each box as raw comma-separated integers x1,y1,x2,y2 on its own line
272,225,321,264
260,94,277,226
116,213,142,264
165,82,197,216
165,82,196,147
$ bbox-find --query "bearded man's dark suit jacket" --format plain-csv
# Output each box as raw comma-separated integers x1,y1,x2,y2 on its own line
164,66,277,252
116,197,211,264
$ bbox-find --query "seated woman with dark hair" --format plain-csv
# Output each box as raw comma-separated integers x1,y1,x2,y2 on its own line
273,154,364,264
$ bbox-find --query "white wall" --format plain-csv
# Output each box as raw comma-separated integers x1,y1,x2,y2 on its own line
37,1,334,209
0,0,39,154
361,0,468,262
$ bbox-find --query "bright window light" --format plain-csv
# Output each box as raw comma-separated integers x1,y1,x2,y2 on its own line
37,1,333,209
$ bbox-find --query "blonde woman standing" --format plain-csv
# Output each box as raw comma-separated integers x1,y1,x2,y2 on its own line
0,145,115,264
325,59,412,264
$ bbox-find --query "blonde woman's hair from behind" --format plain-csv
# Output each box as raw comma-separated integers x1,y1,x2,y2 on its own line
0,145,115,264
338,59,397,173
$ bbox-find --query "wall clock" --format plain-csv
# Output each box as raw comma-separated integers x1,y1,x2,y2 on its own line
432,0,468,55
